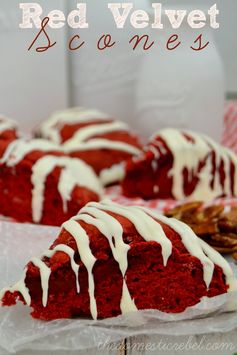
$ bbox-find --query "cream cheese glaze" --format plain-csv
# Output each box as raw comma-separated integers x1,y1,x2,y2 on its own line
0,139,21,164
34,108,142,186
37,108,142,185
63,138,141,155
1,139,61,166
31,156,103,223
99,163,126,185
38,107,111,144
0,139,103,223
149,128,237,201
0,116,17,134
63,121,129,145
0,269,31,306
1,200,236,319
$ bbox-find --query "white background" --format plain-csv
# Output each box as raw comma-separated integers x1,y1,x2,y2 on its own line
180,0,237,97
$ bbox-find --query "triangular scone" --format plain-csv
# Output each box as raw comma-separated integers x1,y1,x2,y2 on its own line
1,201,236,320
0,139,103,226
122,128,237,201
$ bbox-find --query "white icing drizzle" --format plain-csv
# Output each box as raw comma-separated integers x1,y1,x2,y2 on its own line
140,208,214,287
2,201,236,319
44,244,80,293
38,107,141,160
0,139,21,164
90,200,172,266
5,139,61,167
149,145,160,159
64,138,141,156
0,245,81,308
0,269,31,306
39,108,110,144
0,138,103,224
30,257,51,307
152,128,237,201
156,140,168,155
64,121,129,145
99,163,125,186
31,156,103,223
76,206,137,314
152,160,158,172
137,205,237,290
64,137,141,186
198,239,237,292
62,219,98,319
36,108,141,187
225,148,237,196
0,116,17,134
203,136,232,197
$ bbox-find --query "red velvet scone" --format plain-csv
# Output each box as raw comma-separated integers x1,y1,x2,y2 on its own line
36,108,142,185
122,128,237,201
1,201,236,320
0,116,18,158
0,116,18,141
0,139,103,226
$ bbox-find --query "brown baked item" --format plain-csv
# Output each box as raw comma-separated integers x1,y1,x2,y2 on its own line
166,202,237,259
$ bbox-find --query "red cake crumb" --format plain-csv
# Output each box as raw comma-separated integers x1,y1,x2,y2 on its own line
0,140,103,226
64,120,142,176
66,122,142,175
0,129,17,141
69,146,140,176
0,117,18,140
58,120,141,148
1,201,234,321
36,108,142,183
0,118,18,158
122,128,237,200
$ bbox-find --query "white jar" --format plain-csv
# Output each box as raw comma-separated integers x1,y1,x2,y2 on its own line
69,0,151,127
135,4,225,142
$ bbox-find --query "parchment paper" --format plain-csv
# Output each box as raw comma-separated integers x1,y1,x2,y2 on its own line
0,221,237,354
